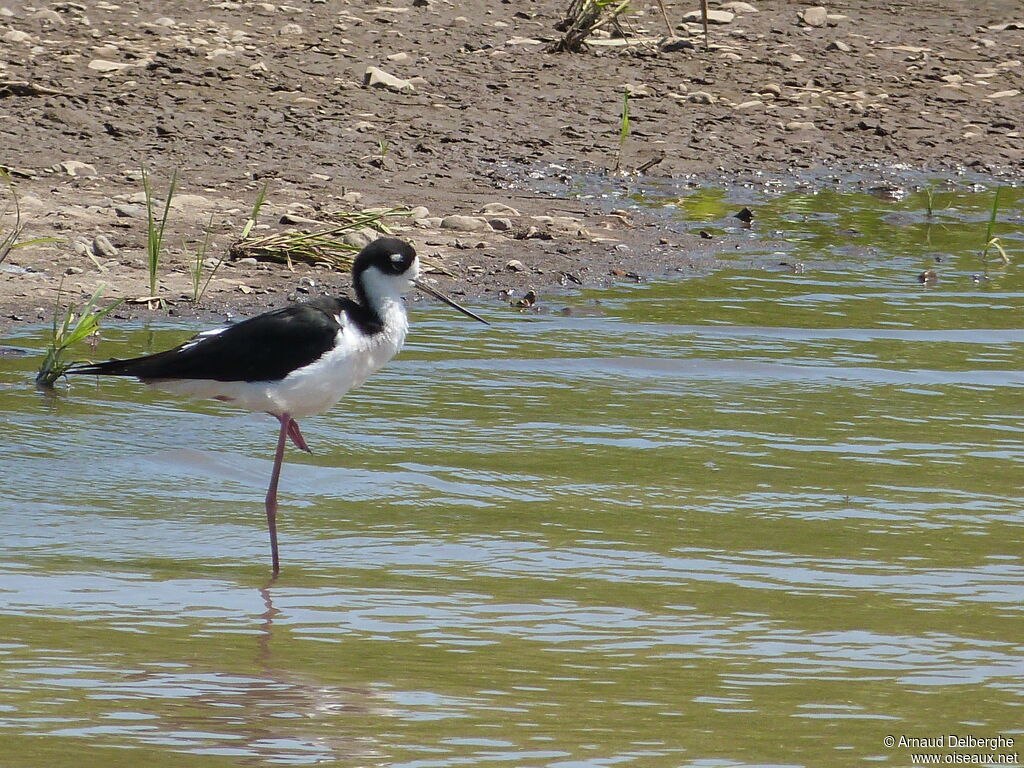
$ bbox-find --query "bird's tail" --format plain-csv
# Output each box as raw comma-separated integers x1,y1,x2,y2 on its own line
65,356,155,377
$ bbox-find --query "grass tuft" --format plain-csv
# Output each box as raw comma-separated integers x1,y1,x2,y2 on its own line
141,167,179,304
36,284,123,387
1,168,60,264
612,89,631,173
981,186,1010,266
185,213,221,303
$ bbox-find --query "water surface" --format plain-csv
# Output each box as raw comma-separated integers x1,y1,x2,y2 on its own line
1,183,1023,767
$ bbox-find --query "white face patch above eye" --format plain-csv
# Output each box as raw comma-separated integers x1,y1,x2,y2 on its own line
390,252,405,266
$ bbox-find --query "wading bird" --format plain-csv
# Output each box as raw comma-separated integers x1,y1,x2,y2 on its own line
68,237,488,575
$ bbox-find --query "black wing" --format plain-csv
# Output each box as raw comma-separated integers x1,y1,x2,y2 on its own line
69,297,359,383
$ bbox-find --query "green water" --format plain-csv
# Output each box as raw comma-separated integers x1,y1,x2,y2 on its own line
1,184,1022,767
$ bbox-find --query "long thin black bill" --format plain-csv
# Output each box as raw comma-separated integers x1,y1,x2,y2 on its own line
414,280,490,325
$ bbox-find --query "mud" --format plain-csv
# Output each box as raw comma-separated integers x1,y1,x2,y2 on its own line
0,0,1021,327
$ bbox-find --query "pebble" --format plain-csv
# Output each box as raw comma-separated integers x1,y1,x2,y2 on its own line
114,203,147,218
624,83,653,97
760,82,783,97
32,9,62,26
988,89,1020,99
170,193,214,212
682,9,734,24
59,160,98,176
92,235,118,258
800,7,828,27
487,218,513,231
386,52,412,64
505,259,527,272
533,215,581,233
687,91,715,104
440,214,489,232
827,40,851,52
1,30,32,43
277,23,303,35
363,66,415,93
479,202,521,216
342,229,375,248
88,59,130,72
407,205,430,220
720,1,758,12
785,120,817,131
734,100,764,110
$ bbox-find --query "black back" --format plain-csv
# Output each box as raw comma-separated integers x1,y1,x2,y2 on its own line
70,297,365,382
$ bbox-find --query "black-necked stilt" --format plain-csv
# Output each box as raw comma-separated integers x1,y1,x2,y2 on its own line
68,237,488,575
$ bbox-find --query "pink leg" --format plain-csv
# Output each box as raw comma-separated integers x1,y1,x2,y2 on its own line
265,414,291,577
287,418,312,453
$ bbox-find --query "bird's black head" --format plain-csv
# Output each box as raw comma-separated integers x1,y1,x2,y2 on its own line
351,236,489,325
353,237,417,279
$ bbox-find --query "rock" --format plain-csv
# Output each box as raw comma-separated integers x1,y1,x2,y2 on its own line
682,9,735,24
505,259,527,272
342,228,376,248
479,202,521,216
407,205,430,220
32,9,63,26
58,160,98,177
1,30,32,43
386,52,412,64
277,23,303,35
687,91,715,104
720,1,758,12
785,120,817,131
114,204,147,218
363,66,415,93
440,214,488,232
759,82,783,97
487,218,513,231
92,235,118,258
533,215,582,233
988,89,1021,99
170,193,214,211
800,7,828,27
88,59,130,72
624,83,653,97
734,100,764,110
827,40,851,52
